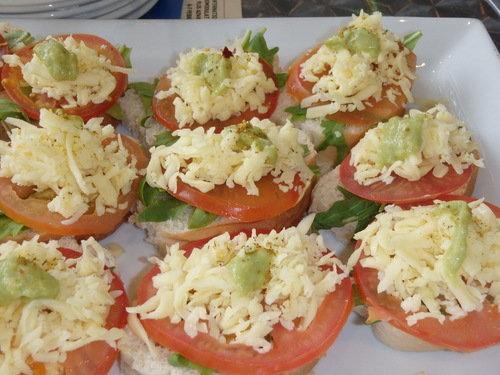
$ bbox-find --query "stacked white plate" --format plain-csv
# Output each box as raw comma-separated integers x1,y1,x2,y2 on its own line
0,0,159,19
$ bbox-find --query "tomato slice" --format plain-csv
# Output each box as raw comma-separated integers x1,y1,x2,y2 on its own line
0,134,147,236
170,173,305,222
287,44,417,126
152,57,279,132
1,34,128,121
137,230,353,375
339,153,474,204
25,247,128,374
352,195,500,352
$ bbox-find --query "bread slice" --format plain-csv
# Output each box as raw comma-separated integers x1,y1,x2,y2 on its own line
119,324,208,375
371,320,443,352
119,323,319,375
351,305,443,352
308,165,358,245
118,89,165,153
130,181,313,252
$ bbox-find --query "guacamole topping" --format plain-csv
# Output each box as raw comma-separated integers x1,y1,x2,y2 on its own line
377,115,423,169
227,248,273,295
232,121,278,165
33,38,79,81
0,254,60,306
192,50,231,95
434,200,472,285
325,27,381,59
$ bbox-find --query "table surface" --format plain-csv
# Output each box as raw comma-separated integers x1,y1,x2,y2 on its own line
146,0,500,51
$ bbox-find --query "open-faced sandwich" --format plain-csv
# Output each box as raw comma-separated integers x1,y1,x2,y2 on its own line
282,10,420,170
309,103,484,243
121,214,353,375
131,116,317,248
0,108,147,243
0,235,128,374
119,29,284,150
349,195,500,352
1,32,133,122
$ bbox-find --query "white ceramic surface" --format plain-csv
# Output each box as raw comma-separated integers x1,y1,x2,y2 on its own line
120,0,159,19
92,0,155,19
0,0,97,14
6,16,500,375
0,0,150,18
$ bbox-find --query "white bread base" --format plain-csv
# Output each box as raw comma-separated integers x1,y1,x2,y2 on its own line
119,325,210,375
352,305,442,352
130,181,313,253
119,324,318,375
308,165,358,245
118,89,166,153
371,321,443,352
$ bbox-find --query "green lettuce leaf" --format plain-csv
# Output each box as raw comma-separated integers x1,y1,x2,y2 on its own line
168,353,214,375
312,186,382,234
240,28,279,68
316,120,350,167
0,212,28,241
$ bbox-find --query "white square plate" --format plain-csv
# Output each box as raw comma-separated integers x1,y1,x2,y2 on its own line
8,16,500,375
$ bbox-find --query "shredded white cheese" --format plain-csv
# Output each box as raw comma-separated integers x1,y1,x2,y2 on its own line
2,35,134,108
0,109,143,223
128,214,348,353
0,237,126,375
349,199,500,325
155,42,276,128
349,104,484,185
299,11,417,118
146,117,314,196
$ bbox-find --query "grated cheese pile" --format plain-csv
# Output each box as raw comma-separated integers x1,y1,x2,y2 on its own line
2,35,134,108
146,117,314,196
349,104,484,185
155,43,277,128
299,10,417,119
0,108,142,223
128,214,347,353
0,236,126,374
349,199,500,325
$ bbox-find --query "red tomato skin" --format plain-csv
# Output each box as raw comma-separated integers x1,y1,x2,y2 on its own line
170,174,305,222
152,57,279,132
352,195,500,352
137,230,354,375
0,134,147,236
339,153,474,204
287,44,417,127
27,247,128,374
1,34,128,121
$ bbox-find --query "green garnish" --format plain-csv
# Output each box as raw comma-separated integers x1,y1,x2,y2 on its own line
168,353,214,375
0,99,30,122
316,120,350,167
128,78,159,126
312,186,382,234
403,30,423,51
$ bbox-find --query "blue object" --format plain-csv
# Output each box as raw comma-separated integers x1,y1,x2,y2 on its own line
143,0,183,19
